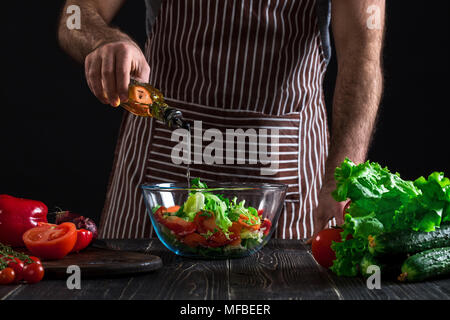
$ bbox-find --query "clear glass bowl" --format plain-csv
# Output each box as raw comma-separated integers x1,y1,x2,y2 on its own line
141,182,287,259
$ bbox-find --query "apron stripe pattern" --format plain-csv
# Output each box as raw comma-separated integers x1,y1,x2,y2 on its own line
99,0,332,240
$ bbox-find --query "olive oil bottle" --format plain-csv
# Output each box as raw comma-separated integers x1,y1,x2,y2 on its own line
122,79,192,188
121,79,190,130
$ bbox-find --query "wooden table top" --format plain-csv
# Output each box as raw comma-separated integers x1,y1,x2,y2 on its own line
1,239,449,300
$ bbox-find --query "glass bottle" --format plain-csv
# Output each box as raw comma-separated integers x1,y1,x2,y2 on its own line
120,79,189,130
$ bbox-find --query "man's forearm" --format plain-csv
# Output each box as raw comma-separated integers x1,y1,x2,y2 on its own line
325,56,383,182
58,0,132,63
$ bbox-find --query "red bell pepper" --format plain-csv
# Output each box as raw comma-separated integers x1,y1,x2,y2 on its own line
0,195,48,247
71,229,94,253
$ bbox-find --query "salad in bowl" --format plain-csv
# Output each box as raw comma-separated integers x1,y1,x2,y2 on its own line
142,179,287,258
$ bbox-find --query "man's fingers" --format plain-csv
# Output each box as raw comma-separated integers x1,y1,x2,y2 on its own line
84,41,149,106
101,52,119,107
115,49,132,103
86,54,108,104
131,59,150,83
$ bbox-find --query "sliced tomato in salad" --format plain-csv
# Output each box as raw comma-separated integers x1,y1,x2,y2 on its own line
227,222,243,246
194,211,217,234
166,205,181,213
182,232,207,248
259,218,272,236
161,216,196,236
153,206,168,224
207,230,230,248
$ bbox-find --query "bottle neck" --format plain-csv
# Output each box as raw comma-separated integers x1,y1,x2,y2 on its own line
163,107,190,130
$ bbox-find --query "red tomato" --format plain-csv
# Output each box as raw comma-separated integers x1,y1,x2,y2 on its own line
260,218,272,236
0,267,16,285
71,229,94,253
311,228,344,269
0,195,48,247
7,258,24,283
257,209,264,217
22,262,44,284
161,216,196,236
182,233,207,248
22,222,77,260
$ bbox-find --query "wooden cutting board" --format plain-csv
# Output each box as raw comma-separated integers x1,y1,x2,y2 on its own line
42,246,163,279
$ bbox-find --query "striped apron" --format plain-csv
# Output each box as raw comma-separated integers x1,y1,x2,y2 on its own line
99,0,330,240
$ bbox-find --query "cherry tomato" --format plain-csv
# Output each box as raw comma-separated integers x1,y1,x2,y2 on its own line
257,209,264,217
22,222,77,260
7,258,24,283
22,262,44,284
28,256,42,265
71,229,94,253
311,228,344,269
0,267,16,285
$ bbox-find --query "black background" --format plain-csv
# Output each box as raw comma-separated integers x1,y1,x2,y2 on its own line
1,1,449,225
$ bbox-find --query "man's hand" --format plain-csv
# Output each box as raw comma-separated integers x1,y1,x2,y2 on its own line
84,41,150,106
313,181,345,235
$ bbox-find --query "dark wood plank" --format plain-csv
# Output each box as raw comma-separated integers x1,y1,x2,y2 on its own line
229,239,340,300
330,274,450,300
41,247,162,279
0,284,23,300
113,240,230,300
3,278,135,300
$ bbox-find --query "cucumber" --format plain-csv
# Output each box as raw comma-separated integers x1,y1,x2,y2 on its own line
368,223,450,257
360,253,402,279
398,247,450,282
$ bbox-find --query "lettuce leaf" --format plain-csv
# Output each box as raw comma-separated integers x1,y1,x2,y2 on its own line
394,172,450,231
330,158,449,277
332,158,420,222
330,237,367,277
204,193,232,232
183,192,205,220
342,213,384,240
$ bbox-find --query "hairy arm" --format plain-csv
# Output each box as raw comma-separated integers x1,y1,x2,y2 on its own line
313,0,385,234
327,0,385,174
58,0,150,105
